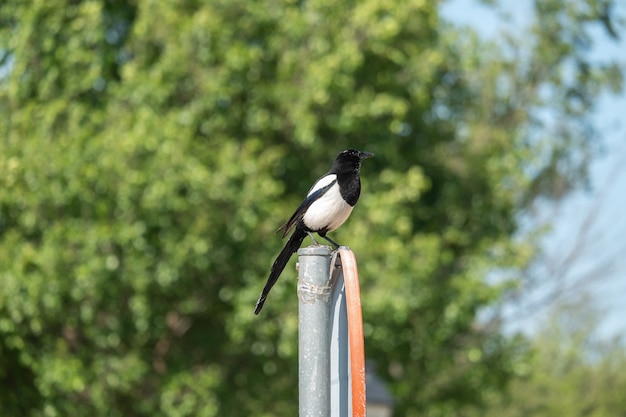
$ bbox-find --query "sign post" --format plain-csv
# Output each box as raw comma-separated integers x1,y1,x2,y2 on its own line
297,246,365,417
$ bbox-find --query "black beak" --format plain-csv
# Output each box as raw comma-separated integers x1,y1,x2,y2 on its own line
358,151,374,160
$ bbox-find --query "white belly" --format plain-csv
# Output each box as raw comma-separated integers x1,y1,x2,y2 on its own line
303,184,354,232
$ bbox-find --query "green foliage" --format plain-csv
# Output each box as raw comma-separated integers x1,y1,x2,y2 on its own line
0,0,623,416
478,297,626,417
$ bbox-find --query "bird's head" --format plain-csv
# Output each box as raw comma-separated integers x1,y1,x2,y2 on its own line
332,149,374,173
343,149,374,160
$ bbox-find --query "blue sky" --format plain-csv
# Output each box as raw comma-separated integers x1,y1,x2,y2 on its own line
440,0,626,339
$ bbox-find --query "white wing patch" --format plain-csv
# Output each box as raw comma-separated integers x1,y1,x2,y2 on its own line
307,174,337,197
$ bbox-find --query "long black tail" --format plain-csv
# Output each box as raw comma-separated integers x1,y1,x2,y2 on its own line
254,228,307,314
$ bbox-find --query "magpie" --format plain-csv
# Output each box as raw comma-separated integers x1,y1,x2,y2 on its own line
254,149,373,315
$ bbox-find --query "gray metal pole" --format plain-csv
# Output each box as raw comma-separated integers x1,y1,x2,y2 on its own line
297,245,333,417
329,255,350,417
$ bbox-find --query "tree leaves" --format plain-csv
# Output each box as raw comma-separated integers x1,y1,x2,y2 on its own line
0,0,623,416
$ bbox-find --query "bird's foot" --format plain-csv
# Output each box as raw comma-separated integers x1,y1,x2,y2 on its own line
306,231,322,246
320,235,340,250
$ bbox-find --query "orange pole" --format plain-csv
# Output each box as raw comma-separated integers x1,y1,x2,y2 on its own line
338,248,366,417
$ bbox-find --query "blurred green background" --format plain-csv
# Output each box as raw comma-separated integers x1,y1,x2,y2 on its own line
1,0,625,416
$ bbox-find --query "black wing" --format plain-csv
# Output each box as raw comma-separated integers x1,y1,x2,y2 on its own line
276,179,337,238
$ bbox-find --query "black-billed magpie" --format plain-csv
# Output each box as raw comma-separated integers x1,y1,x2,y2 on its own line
254,149,373,315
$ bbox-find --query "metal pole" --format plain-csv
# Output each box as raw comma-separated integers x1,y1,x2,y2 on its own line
298,245,333,417
329,254,350,417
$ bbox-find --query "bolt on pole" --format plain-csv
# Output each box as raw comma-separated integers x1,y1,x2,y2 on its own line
297,245,333,417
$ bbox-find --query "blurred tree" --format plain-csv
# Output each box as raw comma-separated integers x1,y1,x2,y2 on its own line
0,0,623,416
478,295,626,417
